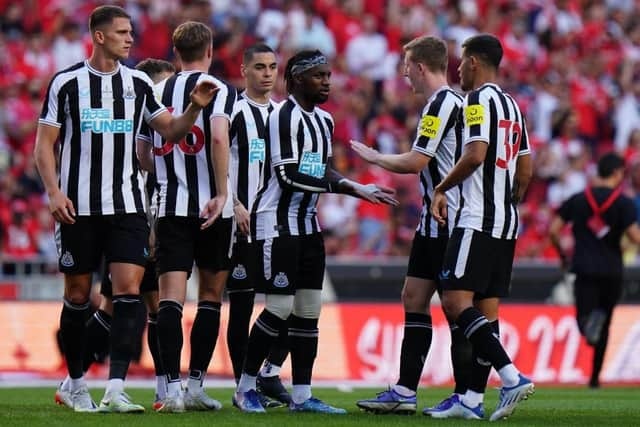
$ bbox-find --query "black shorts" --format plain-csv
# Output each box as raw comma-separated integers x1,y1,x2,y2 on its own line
56,214,150,274
155,216,232,275
249,233,325,296
227,237,254,293
439,228,515,298
101,260,158,297
407,233,448,282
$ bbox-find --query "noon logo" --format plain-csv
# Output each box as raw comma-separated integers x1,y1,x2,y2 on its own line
465,104,485,126
419,114,441,138
273,272,289,288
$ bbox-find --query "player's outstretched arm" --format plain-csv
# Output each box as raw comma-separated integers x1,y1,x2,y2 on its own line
350,139,429,174
34,123,76,224
150,80,219,142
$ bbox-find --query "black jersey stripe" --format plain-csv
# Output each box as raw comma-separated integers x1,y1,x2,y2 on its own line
183,72,201,217
65,79,81,211
481,98,498,234
161,75,179,215
111,72,126,213
89,73,103,214
278,101,296,161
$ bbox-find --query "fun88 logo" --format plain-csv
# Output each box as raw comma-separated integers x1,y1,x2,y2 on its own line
80,108,133,133
249,138,265,163
298,151,325,178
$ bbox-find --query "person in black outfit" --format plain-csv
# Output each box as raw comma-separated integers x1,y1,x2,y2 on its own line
550,152,640,388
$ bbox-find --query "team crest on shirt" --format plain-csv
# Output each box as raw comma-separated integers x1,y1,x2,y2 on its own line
232,264,248,280
273,272,289,288
124,86,135,100
61,251,75,267
465,104,485,126
419,114,441,138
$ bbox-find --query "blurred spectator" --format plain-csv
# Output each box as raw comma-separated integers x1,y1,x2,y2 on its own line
1,0,640,261
286,4,335,58
613,60,640,153
51,20,86,71
345,13,397,94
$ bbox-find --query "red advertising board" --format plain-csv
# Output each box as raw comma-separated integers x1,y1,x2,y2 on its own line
0,302,638,385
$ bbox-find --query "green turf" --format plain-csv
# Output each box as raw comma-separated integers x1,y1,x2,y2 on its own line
0,387,638,426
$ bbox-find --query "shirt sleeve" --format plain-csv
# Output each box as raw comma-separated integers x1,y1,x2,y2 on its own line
206,76,236,122
38,73,66,128
620,197,638,230
557,196,574,223
270,102,300,167
413,92,456,157
463,89,491,146
139,73,166,123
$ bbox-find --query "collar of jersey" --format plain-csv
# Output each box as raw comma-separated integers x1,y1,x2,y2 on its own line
428,85,453,104
478,82,501,92
242,92,272,109
288,95,315,116
85,60,121,76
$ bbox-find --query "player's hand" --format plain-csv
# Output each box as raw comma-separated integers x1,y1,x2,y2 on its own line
431,188,447,226
345,181,399,206
49,189,76,224
234,202,250,235
190,80,219,109
350,139,379,164
200,194,227,229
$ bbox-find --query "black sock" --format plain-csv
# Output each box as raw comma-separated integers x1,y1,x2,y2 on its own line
227,291,255,382
456,307,511,371
109,294,143,380
157,300,183,382
469,319,499,393
147,312,163,376
289,314,318,386
266,315,290,368
82,309,111,372
189,301,221,377
397,312,432,392
450,322,472,394
243,309,284,376
60,299,91,379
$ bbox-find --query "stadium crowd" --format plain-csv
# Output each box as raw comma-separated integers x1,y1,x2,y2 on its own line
1,0,640,263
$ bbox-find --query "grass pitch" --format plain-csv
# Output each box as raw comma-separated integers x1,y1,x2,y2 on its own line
0,386,638,426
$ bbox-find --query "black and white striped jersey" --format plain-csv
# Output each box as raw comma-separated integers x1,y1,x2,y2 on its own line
141,70,236,218
229,93,275,213
251,96,333,240
455,83,530,239
39,60,166,216
412,86,463,238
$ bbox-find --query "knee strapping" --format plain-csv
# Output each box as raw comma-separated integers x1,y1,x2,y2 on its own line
292,289,322,319
265,294,294,320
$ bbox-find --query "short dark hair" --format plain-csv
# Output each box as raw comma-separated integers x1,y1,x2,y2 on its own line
461,34,503,69
172,21,212,63
284,49,324,94
403,36,447,73
135,58,175,81
243,43,275,64
597,152,625,179
89,5,130,33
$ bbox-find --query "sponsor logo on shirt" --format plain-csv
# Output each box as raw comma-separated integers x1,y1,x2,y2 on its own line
419,114,441,138
298,151,325,178
465,104,485,126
